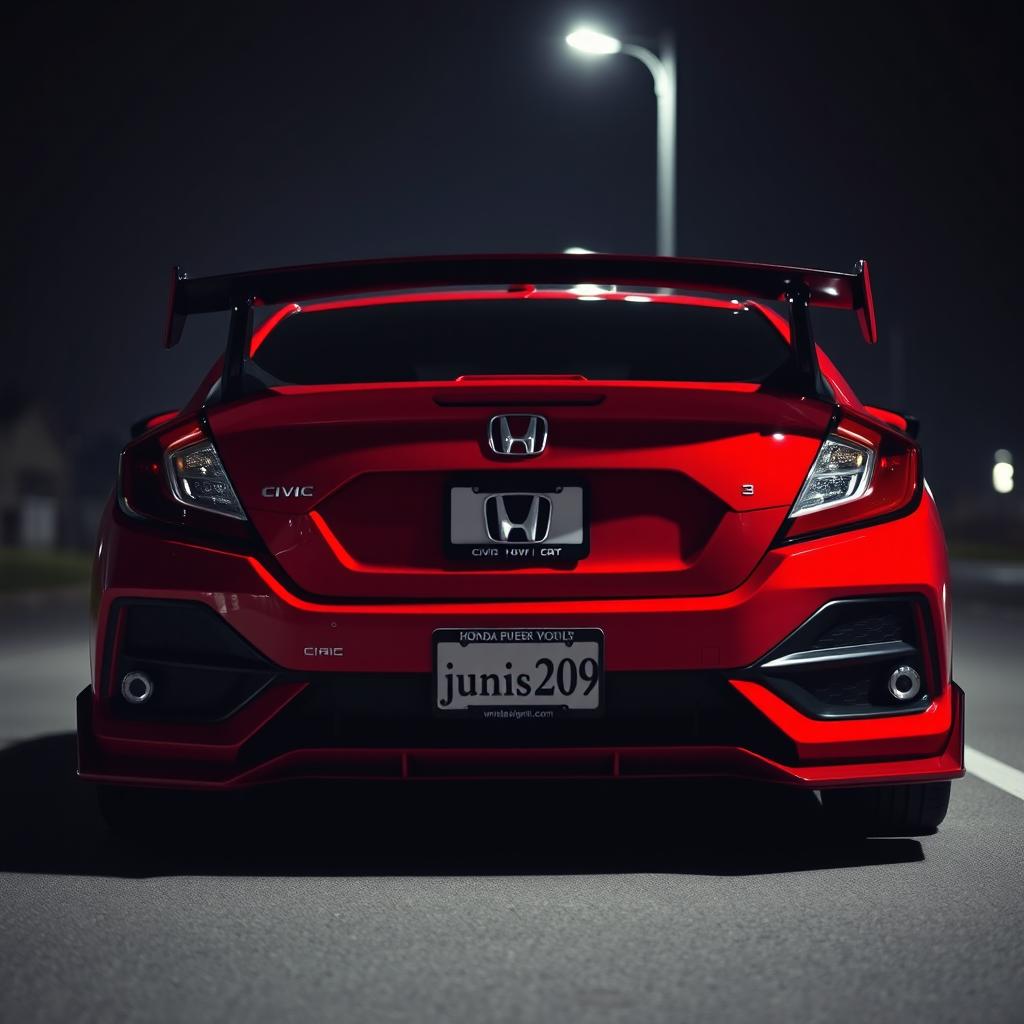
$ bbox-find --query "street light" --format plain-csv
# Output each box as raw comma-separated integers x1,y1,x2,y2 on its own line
566,25,677,256
994,449,1014,494
565,28,622,55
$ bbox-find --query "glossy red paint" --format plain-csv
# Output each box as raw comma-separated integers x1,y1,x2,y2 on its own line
857,258,879,344
89,494,950,676
863,404,911,432
206,381,831,600
249,302,300,355
141,410,180,431
81,273,963,791
300,288,744,314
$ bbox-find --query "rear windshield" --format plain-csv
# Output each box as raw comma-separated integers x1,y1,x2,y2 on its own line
251,297,792,385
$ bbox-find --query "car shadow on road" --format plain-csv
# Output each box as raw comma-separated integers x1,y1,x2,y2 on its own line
0,733,925,878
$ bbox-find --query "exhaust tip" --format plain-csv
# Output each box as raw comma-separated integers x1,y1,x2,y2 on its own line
887,664,922,702
121,671,155,705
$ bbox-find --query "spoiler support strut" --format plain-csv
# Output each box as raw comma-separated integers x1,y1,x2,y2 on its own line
220,299,254,403
784,283,826,398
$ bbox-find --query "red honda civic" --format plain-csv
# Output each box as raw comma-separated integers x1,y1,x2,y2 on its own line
79,253,964,834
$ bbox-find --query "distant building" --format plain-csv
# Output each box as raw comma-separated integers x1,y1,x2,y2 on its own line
0,399,70,548
70,433,121,549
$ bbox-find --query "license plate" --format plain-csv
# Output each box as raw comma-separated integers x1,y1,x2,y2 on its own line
446,474,588,563
433,628,604,716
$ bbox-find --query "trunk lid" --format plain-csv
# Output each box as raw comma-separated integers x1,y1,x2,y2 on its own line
207,380,831,601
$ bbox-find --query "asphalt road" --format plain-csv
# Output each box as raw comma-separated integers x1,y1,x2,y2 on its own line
1,576,1022,1024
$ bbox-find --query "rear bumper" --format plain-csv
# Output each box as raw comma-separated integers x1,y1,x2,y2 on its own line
77,682,965,789
80,497,964,790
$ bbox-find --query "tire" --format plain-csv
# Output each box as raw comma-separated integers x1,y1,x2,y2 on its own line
820,781,952,836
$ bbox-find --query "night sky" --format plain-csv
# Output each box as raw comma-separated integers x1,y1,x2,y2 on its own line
4,0,1022,512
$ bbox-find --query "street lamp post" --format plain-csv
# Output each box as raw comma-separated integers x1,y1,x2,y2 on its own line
566,27,677,257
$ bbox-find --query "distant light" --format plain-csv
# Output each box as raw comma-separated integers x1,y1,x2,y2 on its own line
994,449,1014,494
772,433,785,441
564,246,597,254
994,462,1014,494
566,28,622,55
624,295,652,302
576,295,605,301
570,283,613,295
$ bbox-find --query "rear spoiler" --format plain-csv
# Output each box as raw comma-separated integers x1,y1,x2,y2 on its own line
163,253,878,400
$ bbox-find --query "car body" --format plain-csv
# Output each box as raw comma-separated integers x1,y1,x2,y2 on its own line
79,253,964,834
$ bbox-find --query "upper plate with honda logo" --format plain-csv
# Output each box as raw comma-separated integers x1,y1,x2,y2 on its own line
446,414,588,564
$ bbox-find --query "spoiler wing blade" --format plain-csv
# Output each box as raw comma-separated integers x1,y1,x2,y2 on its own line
163,253,879,348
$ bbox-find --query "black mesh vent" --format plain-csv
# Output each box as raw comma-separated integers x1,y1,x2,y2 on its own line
108,599,276,721
752,597,931,719
119,601,269,668
810,609,911,650
797,668,883,707
763,663,920,714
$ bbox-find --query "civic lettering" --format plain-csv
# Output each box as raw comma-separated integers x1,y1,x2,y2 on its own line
262,485,315,498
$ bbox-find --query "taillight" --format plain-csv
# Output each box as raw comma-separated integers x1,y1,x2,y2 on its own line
165,437,245,519
783,415,920,540
117,418,252,541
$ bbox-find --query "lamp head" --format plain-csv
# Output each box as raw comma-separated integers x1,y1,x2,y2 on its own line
566,28,622,55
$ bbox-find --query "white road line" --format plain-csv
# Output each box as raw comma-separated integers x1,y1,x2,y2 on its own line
965,745,1024,801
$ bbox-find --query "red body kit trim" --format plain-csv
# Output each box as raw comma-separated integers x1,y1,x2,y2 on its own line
78,685,963,789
